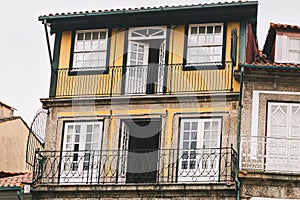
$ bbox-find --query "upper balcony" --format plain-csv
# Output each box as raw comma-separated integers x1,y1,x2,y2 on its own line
50,62,234,98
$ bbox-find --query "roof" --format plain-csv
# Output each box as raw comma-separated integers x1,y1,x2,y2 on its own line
0,172,32,187
0,102,16,111
263,22,300,57
39,1,258,33
39,1,257,21
0,117,21,124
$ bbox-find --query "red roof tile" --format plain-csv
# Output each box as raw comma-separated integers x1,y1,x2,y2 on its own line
0,172,32,187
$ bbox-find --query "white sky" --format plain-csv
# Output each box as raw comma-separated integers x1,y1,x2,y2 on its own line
0,0,299,124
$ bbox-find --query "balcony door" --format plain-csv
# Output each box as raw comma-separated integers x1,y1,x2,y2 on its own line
60,121,103,184
118,119,161,183
178,118,222,182
125,26,166,94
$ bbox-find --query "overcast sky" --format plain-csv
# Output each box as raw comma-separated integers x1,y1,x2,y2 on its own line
0,0,299,124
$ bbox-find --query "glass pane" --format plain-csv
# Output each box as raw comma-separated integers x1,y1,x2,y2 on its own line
191,27,198,34
207,26,213,34
91,41,99,49
198,35,205,44
189,48,198,56
203,132,210,140
206,35,213,43
77,33,84,40
76,41,84,50
138,45,144,53
131,43,137,51
204,122,211,130
184,122,190,130
189,161,196,169
92,32,99,40
92,143,99,150
190,141,197,149
100,32,106,39
183,132,190,140
99,40,107,50
66,144,72,150
192,122,198,130
85,144,91,150
86,134,92,142
85,32,91,40
75,125,81,133
189,35,198,45
75,135,80,142
84,41,91,50
131,53,137,60
87,125,93,133
138,53,144,61
67,125,73,133
215,35,222,44
183,142,189,149
94,133,100,142
191,132,197,140
289,39,300,50
199,27,205,34
94,125,100,133
215,26,222,33
182,161,188,169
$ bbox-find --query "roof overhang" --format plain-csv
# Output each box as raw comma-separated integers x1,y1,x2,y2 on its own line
38,1,258,33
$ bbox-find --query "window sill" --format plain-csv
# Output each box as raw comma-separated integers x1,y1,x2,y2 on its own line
68,67,108,76
183,62,225,70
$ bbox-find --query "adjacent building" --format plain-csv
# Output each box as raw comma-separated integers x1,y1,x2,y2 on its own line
32,1,259,199
238,23,300,199
0,101,42,173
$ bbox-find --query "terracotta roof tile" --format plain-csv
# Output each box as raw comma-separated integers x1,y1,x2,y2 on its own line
270,22,300,31
247,53,300,68
0,172,32,187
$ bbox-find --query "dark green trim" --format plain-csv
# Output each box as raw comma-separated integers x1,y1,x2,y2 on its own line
121,28,129,95
240,64,300,71
106,28,112,67
38,1,258,21
49,32,62,97
68,31,76,71
182,25,189,66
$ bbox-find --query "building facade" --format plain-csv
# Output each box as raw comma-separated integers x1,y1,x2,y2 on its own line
32,1,258,199
0,102,42,173
238,23,300,199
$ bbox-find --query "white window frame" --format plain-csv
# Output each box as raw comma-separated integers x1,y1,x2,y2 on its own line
178,118,222,182
274,32,300,64
60,121,104,184
186,23,224,66
288,37,300,63
266,102,300,172
72,29,108,70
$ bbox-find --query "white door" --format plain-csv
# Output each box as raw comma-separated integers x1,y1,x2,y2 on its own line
157,40,166,93
178,118,221,182
118,121,131,183
266,102,300,172
61,122,103,184
125,41,149,94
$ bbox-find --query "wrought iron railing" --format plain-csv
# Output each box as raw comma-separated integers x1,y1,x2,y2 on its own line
241,135,300,173
33,147,236,185
51,62,233,97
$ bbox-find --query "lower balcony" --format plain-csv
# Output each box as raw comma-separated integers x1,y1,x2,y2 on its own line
33,147,236,185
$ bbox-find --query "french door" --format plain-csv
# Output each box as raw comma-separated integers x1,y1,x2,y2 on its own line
125,41,149,94
178,118,222,182
61,121,103,184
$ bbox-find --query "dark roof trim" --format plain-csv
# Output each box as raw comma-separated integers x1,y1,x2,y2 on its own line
38,1,258,22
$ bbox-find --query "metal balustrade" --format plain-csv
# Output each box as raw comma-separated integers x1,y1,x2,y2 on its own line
33,147,236,185
51,62,233,97
240,135,300,172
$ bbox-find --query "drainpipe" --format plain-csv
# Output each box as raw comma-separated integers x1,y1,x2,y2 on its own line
42,19,53,66
236,66,244,200
0,187,23,200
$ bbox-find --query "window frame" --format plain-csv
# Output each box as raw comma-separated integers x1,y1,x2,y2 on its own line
177,117,223,182
265,101,300,172
288,37,300,64
184,23,226,70
69,29,111,75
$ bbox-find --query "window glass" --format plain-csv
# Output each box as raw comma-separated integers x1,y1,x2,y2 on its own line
187,24,223,65
73,29,108,69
